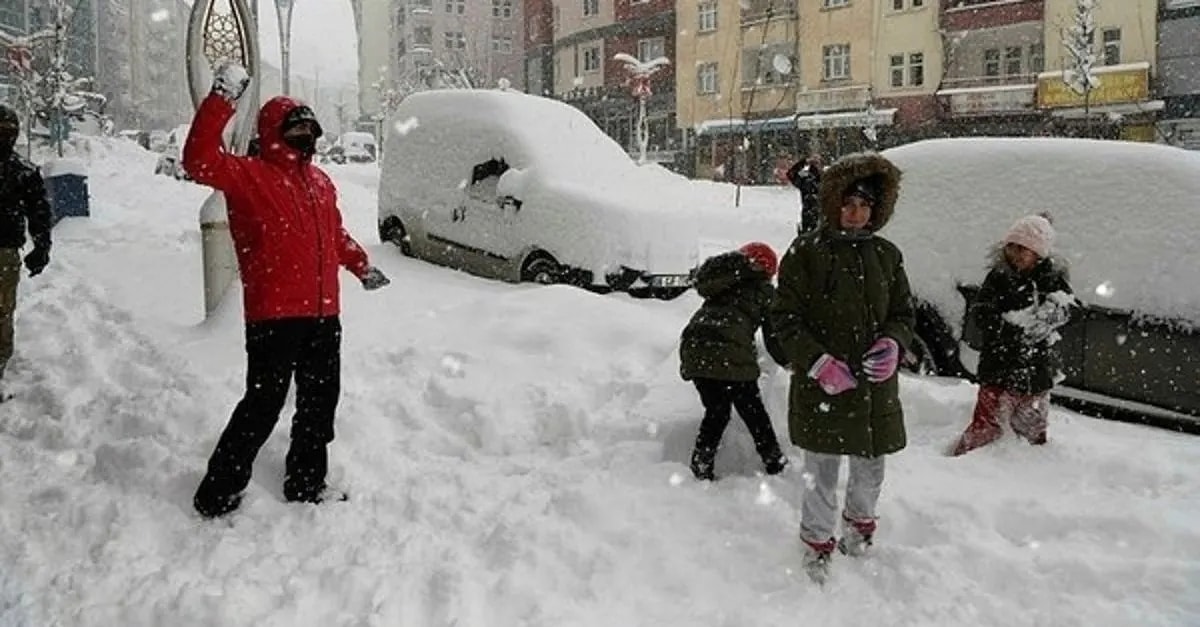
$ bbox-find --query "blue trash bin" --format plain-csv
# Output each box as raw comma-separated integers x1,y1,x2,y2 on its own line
42,159,90,226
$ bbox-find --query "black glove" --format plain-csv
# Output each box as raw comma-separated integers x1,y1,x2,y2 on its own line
360,266,390,291
24,246,48,277
211,62,250,102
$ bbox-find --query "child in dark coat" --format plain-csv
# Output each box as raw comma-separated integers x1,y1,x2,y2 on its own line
953,214,1076,455
680,242,790,480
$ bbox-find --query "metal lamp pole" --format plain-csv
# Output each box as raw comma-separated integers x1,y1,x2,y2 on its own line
273,0,295,95
186,0,261,318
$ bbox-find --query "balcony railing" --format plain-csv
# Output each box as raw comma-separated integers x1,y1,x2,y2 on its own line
740,0,796,24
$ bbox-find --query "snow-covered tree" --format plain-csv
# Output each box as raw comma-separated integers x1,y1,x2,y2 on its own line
1062,0,1100,132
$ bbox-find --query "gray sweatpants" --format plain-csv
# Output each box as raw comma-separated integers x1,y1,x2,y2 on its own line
799,450,886,543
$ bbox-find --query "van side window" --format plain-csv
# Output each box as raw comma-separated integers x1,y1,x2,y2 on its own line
467,158,508,203
470,158,508,185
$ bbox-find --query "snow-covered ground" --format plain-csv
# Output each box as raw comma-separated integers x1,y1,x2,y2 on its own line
1,140,1197,627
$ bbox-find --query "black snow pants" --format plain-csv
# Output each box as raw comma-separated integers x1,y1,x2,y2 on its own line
690,378,785,479
194,316,341,516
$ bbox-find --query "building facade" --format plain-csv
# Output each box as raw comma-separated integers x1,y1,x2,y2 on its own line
1156,0,1200,148
1040,0,1159,140
936,0,1045,137
873,0,942,144
548,0,678,166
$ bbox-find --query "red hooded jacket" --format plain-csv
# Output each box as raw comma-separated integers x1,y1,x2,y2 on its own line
183,93,370,322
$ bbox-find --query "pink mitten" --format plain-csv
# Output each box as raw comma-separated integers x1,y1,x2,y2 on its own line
863,337,900,383
809,354,858,395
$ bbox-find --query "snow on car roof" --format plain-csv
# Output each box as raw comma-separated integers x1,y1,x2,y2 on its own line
883,137,1200,326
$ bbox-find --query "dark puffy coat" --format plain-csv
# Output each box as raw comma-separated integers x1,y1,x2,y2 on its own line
679,251,787,382
786,162,821,232
0,154,52,251
770,153,915,458
184,94,371,322
973,250,1075,394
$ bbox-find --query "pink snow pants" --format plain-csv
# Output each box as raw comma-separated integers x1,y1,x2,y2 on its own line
952,385,1049,456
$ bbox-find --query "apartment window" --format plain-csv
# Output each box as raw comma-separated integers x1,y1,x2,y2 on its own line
983,48,1000,77
697,62,718,94
913,0,923,6
493,0,513,18
583,0,598,17
892,0,903,9
823,0,849,7
889,55,904,87
583,45,601,72
823,44,850,80
1004,46,1022,76
492,36,513,53
445,0,464,14
410,0,432,11
698,2,717,32
909,52,924,86
413,25,433,47
444,31,466,50
1102,28,1121,66
1029,43,1044,73
638,37,665,62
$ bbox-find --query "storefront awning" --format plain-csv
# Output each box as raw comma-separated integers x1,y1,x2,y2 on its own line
1049,100,1165,119
794,108,896,130
695,115,797,136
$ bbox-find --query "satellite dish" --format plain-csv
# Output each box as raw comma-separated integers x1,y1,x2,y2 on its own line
772,53,793,75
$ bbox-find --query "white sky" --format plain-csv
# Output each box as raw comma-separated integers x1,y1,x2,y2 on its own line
255,0,359,87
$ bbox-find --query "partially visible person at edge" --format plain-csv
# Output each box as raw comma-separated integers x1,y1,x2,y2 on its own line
770,152,915,583
0,104,52,394
679,242,790,482
952,213,1075,456
182,63,391,519
786,154,823,234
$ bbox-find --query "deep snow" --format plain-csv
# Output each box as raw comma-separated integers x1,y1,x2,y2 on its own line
0,139,1197,627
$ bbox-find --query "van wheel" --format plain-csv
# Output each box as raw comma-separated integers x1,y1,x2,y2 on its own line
520,252,561,285
379,216,412,256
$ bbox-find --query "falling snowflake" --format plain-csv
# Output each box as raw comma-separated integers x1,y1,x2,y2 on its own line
150,9,170,23
1094,281,1115,298
668,472,686,487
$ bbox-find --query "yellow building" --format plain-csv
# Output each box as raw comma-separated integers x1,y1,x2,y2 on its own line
872,0,941,142
676,0,801,181
1039,0,1160,140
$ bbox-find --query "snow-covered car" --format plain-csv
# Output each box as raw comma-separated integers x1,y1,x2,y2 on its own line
376,89,700,297
153,124,191,180
331,131,376,164
882,137,1200,426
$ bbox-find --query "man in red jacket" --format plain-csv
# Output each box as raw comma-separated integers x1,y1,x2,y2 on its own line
184,63,390,518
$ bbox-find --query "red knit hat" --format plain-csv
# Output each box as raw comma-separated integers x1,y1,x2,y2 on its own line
739,241,778,277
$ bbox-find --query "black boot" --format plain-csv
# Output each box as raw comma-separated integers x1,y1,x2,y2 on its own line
690,445,717,481
763,451,789,475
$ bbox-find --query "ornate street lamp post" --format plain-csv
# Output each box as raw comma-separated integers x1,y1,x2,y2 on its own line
613,52,670,165
186,0,260,317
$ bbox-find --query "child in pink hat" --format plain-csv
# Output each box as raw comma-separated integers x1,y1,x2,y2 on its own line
953,213,1076,455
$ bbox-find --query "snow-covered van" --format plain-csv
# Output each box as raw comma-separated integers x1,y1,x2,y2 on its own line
376,89,699,297
882,137,1200,427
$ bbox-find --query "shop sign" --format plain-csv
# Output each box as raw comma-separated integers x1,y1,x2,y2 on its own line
1038,66,1149,109
948,87,1036,116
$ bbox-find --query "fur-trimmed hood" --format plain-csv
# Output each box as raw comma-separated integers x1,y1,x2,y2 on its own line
817,152,902,233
